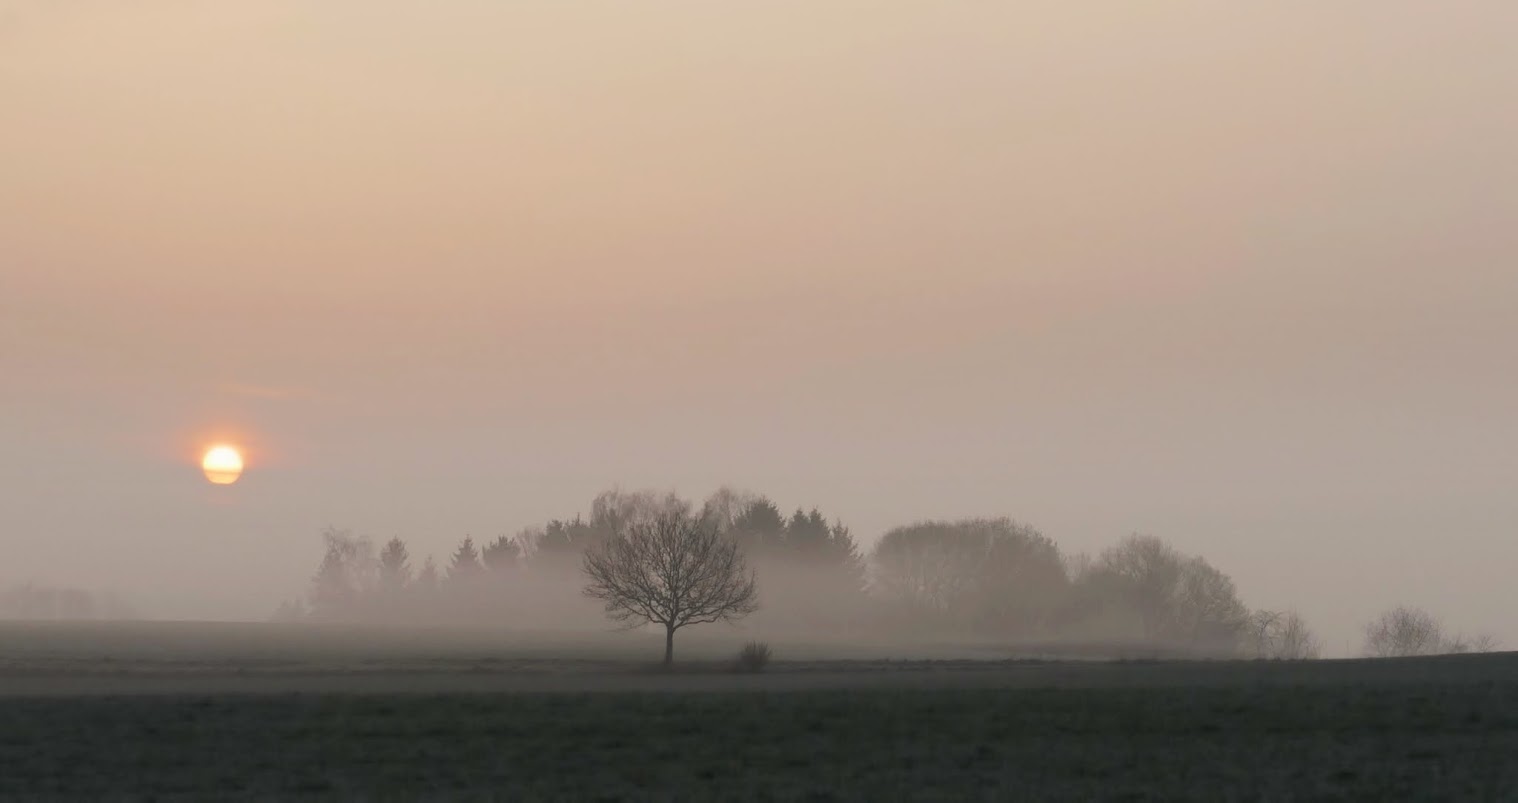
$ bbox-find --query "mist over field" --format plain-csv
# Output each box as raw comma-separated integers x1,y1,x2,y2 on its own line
3,2,1516,657
3,485,1493,666
4,4,1517,799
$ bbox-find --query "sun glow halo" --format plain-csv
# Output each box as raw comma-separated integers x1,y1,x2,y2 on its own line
202,445,245,485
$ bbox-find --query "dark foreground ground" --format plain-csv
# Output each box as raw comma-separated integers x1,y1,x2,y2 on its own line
4,679,1516,800
1,623,1515,800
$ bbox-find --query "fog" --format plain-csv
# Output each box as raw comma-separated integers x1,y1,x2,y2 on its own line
261,487,1317,661
2,2,1515,655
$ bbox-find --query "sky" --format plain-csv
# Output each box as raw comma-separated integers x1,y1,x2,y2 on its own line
2,1,1515,653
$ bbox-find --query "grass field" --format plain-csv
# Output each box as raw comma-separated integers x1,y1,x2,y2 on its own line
1,622,1515,800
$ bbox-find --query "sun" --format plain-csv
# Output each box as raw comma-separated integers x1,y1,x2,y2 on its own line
202,445,245,485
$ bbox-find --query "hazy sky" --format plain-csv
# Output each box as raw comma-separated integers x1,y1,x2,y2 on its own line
2,1,1515,652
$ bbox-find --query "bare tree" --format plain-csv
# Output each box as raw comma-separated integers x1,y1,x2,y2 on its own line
1363,606,1445,657
1088,534,1188,639
1275,611,1323,659
590,489,689,533
1473,634,1498,652
1175,557,1249,648
308,527,376,621
699,486,763,533
1073,534,1247,651
582,511,759,667
1244,609,1322,659
1446,633,1500,654
1361,606,1497,657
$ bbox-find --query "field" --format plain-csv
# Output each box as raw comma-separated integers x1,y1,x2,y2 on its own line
2,622,1516,800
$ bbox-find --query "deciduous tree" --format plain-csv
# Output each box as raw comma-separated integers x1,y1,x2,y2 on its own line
871,518,1067,636
583,511,758,666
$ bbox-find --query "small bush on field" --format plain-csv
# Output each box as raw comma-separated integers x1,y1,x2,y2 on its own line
736,641,772,672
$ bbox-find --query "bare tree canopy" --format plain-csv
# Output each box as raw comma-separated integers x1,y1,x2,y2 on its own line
699,486,765,534
590,489,690,533
582,510,759,666
871,518,1067,637
1363,606,1444,657
1070,534,1248,652
1363,606,1499,657
1243,610,1322,660
308,527,376,621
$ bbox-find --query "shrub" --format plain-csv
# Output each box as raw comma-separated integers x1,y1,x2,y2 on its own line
736,641,772,672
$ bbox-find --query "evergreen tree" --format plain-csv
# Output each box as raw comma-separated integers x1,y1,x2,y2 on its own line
378,537,412,593
416,555,440,592
729,497,786,556
527,516,604,571
784,508,833,556
482,535,521,573
448,536,485,581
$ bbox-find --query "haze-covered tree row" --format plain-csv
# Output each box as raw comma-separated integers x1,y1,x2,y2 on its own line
281,487,1492,660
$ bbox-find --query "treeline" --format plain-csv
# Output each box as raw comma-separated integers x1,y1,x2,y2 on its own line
279,489,867,637
0,584,135,620
280,487,1494,659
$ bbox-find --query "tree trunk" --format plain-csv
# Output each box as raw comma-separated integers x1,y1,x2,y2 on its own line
663,625,675,668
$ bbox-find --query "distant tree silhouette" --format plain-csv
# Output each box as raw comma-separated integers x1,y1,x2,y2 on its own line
784,508,830,553
0,584,134,620
481,535,522,573
1243,610,1322,659
590,489,689,533
1275,611,1322,659
416,556,440,593
448,536,485,582
523,517,603,571
524,490,688,573
308,527,375,621
378,537,412,593
872,518,1067,637
733,498,786,551
706,494,859,569
733,498,784,530
287,489,1324,655
1176,557,1248,646
1361,606,1496,657
1070,534,1248,651
1445,633,1500,654
583,510,758,666
699,490,865,634
700,487,763,533
1363,606,1444,657
270,598,308,623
